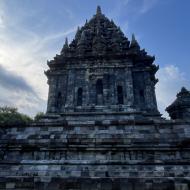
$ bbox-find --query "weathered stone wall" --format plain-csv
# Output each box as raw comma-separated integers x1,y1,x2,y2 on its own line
46,60,158,116
0,119,190,189
133,70,157,112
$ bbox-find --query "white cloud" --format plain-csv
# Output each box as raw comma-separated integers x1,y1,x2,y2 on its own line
156,65,190,117
0,16,5,28
140,0,158,14
0,2,77,117
0,85,45,116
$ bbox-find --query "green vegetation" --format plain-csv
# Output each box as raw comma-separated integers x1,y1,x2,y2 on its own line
0,106,33,126
34,112,45,121
0,106,46,126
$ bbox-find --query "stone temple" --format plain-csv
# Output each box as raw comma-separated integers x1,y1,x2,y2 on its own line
1,6,190,190
46,6,159,120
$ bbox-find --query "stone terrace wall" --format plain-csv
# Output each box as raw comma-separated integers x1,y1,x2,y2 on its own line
0,119,190,189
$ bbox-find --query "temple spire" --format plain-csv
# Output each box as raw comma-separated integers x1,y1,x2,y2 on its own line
61,37,69,54
65,37,68,48
75,27,81,40
130,33,140,50
132,34,136,42
181,87,188,93
177,87,190,97
96,5,102,15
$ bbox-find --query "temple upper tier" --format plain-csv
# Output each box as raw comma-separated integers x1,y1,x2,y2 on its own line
47,6,155,65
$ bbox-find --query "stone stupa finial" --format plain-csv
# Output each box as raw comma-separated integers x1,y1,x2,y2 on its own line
132,33,139,44
130,33,140,50
181,87,188,93
96,5,102,15
65,37,68,47
61,37,69,54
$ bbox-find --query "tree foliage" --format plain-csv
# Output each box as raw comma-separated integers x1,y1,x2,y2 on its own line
0,106,33,126
34,112,45,121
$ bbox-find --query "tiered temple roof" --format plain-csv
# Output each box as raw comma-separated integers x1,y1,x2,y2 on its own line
48,6,155,67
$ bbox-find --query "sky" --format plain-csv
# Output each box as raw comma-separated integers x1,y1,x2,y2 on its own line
0,0,190,117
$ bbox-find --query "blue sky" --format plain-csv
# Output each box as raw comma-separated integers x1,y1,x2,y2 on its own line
0,0,190,117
